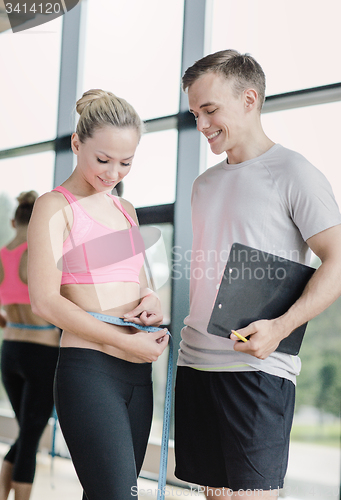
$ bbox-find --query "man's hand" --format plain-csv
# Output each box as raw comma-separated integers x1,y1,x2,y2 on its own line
123,291,163,326
233,225,341,359
231,318,289,359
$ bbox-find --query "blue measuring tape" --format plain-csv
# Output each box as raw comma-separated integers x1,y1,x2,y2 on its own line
50,406,58,488
86,312,173,500
155,326,173,500
6,322,56,330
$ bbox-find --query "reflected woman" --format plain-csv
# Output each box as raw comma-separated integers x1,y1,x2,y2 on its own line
0,191,60,500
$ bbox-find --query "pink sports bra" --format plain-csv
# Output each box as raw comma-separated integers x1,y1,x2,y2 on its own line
0,242,30,305
53,186,145,285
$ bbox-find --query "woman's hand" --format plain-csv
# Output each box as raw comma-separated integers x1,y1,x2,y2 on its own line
123,291,163,326
122,328,169,363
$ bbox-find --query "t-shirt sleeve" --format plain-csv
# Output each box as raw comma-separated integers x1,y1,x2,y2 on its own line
284,158,341,242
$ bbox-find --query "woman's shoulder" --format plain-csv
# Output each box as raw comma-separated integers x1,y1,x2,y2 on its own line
34,190,70,212
29,190,72,235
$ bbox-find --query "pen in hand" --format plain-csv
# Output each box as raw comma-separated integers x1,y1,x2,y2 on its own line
231,330,248,343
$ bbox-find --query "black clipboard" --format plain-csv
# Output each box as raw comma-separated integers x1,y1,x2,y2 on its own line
207,243,315,355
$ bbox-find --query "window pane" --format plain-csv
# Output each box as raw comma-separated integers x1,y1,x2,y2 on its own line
0,19,62,150
0,151,55,201
81,0,184,120
262,102,341,209
286,297,341,497
0,192,15,249
121,129,177,208
210,0,341,95
141,223,172,441
139,223,172,325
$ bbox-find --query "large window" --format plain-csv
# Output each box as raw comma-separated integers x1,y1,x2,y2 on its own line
210,0,341,95
123,129,178,208
0,151,56,200
80,0,183,210
0,150,55,254
0,18,62,150
81,0,184,121
262,102,341,207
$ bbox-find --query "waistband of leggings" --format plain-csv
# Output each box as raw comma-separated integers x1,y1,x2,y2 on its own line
1,339,59,352
6,322,56,330
57,347,152,386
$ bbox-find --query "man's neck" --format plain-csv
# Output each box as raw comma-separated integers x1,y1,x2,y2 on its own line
227,137,275,165
227,122,275,164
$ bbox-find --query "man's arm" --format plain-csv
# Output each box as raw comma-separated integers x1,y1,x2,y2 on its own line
233,224,341,359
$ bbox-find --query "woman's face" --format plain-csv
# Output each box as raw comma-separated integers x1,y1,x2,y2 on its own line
72,125,140,192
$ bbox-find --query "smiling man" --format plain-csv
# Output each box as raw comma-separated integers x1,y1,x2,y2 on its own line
174,50,341,499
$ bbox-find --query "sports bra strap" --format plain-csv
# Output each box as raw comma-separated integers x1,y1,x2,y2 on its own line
53,188,136,227
53,186,78,204
108,194,137,227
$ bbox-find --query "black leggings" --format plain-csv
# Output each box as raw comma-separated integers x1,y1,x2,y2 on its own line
0,340,59,483
54,347,153,500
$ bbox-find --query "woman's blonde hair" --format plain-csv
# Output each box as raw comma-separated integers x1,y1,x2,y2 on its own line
75,89,144,143
14,190,38,225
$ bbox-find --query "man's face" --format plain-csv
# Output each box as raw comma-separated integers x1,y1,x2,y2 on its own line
188,72,247,158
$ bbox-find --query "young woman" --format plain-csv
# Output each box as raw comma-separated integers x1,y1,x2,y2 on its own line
0,191,60,500
27,89,169,499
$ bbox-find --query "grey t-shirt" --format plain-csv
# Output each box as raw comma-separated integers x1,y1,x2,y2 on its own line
177,144,341,383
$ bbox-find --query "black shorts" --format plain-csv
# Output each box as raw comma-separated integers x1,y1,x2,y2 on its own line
174,366,295,492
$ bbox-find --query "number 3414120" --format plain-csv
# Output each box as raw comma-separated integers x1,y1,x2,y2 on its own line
5,3,62,14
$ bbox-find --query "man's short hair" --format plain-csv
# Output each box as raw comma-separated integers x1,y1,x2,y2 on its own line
182,49,266,111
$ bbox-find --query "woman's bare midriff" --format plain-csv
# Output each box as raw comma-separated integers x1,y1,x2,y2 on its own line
3,303,60,347
60,281,146,362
